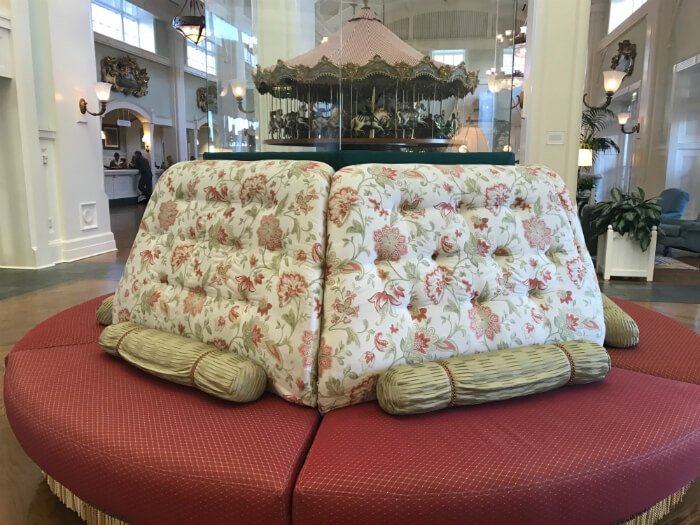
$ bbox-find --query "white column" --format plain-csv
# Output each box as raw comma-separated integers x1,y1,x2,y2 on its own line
0,0,116,268
169,31,188,162
521,0,591,194
43,0,116,262
0,0,52,267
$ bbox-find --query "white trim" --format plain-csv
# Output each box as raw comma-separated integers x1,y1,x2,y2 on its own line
184,66,207,79
58,232,117,262
612,79,642,100
94,33,171,67
0,15,10,29
104,100,153,123
152,116,173,126
39,129,57,140
599,2,650,51
674,53,700,73
0,262,56,270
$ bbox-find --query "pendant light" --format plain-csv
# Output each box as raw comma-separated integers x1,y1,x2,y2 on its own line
172,0,206,45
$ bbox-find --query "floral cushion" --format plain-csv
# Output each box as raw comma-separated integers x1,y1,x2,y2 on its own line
318,163,604,413
113,160,332,407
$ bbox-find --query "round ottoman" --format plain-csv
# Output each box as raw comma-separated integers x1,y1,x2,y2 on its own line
4,297,700,525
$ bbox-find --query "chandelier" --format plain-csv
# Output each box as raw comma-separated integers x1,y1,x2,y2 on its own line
172,0,206,45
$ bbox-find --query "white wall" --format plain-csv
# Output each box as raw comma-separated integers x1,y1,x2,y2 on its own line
94,41,173,121
0,0,116,268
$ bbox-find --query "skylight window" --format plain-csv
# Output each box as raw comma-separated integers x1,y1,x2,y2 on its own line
608,0,647,33
187,40,217,76
432,50,465,67
91,0,155,53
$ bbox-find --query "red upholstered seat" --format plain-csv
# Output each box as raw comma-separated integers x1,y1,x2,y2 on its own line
5,311,320,525
607,297,700,384
293,368,700,525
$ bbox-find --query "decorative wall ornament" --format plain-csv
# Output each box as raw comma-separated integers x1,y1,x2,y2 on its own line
196,85,218,113
610,40,636,77
100,56,149,97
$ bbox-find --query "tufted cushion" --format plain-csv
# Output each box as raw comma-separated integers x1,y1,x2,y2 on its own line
318,164,604,412
113,160,331,407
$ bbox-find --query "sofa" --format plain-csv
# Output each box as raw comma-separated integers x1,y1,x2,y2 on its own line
659,214,700,255
4,152,700,525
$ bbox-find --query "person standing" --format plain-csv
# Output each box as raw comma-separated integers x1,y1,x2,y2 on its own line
132,150,153,204
109,152,120,168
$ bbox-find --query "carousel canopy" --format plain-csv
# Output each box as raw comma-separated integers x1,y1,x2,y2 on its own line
253,1,478,101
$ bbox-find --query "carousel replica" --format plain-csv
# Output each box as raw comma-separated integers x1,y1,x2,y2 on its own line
253,0,479,149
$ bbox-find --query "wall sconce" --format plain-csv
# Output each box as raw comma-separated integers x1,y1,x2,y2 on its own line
583,70,626,110
79,82,112,116
232,81,254,114
617,112,640,134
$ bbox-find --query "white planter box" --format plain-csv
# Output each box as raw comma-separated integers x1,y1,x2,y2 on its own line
596,225,657,281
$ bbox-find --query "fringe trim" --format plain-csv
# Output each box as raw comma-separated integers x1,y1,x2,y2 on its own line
45,475,129,525
621,482,692,525
45,473,691,525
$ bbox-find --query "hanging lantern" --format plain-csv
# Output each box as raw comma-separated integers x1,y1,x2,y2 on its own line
172,0,206,45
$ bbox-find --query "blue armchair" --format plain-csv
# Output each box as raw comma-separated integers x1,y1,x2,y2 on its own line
657,188,690,220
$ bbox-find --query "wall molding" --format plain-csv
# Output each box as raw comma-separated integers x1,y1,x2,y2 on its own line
58,232,116,263
598,3,650,51
38,129,57,140
94,33,171,67
0,14,10,30
674,52,700,73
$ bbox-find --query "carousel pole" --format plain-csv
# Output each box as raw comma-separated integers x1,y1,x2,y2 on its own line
370,86,376,139
348,80,355,138
306,84,312,138
412,85,416,139
394,80,398,138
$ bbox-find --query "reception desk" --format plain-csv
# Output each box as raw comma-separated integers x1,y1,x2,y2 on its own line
104,169,164,202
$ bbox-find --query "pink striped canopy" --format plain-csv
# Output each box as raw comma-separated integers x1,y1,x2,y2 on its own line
286,5,426,68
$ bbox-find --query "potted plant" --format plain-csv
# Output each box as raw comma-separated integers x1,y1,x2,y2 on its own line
578,107,620,203
580,107,620,161
590,187,663,281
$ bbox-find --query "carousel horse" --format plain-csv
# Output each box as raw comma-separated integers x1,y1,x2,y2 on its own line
397,102,427,138
350,107,392,135
268,109,284,139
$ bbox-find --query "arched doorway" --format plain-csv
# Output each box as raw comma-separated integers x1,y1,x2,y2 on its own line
101,103,153,255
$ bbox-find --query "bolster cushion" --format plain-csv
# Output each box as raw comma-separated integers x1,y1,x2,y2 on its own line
99,321,267,403
376,340,610,415
95,295,114,325
602,295,639,348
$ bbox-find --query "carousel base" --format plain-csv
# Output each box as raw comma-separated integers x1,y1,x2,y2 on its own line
264,137,452,150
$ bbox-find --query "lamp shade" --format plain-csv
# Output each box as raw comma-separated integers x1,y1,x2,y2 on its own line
617,112,630,125
95,82,112,103
173,15,206,45
602,70,626,95
232,82,246,98
578,148,593,167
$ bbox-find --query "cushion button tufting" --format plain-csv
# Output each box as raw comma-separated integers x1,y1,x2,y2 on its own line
431,252,438,260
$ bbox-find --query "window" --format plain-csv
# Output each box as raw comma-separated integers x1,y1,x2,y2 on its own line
91,0,155,53
608,0,647,33
187,40,217,76
431,50,465,67
242,32,258,66
501,49,525,75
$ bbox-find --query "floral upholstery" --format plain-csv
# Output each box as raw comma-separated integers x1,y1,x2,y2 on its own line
113,160,332,407
318,164,604,413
